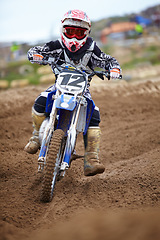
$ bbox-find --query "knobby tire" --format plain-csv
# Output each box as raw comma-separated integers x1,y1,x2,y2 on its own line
41,129,64,202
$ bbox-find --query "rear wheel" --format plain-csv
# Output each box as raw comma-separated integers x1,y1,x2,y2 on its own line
41,129,65,202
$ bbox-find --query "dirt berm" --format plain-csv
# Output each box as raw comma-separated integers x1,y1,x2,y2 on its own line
0,77,160,240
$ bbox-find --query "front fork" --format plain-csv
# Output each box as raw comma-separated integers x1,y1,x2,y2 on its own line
38,102,57,172
38,96,86,174
60,98,84,172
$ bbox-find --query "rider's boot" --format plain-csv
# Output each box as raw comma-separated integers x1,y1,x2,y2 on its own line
83,126,105,176
24,108,45,154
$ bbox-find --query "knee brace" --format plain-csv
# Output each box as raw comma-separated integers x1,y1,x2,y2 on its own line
33,95,47,114
89,106,101,127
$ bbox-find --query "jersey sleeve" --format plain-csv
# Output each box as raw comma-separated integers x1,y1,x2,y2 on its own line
27,40,63,63
90,43,121,72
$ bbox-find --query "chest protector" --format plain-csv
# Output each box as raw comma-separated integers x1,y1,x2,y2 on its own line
60,39,95,71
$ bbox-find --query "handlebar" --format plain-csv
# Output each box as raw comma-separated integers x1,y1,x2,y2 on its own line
31,57,122,80
88,71,122,81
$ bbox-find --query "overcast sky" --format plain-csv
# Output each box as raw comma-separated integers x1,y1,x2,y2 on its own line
0,0,159,43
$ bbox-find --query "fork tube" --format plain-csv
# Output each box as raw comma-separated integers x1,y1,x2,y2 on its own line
38,92,59,159
71,99,82,127
61,100,82,166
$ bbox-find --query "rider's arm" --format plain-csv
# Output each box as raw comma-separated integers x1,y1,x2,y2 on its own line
27,40,63,64
90,43,121,72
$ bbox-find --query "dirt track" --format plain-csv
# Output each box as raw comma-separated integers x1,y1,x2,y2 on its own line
0,78,160,240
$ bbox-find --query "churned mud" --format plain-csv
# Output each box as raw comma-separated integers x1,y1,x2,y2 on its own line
0,77,160,240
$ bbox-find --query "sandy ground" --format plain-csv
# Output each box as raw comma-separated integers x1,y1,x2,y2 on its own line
0,77,160,240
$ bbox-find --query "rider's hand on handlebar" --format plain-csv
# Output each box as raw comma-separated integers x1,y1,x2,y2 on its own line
32,54,44,64
110,68,121,79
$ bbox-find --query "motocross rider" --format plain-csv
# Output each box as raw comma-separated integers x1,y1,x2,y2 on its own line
24,9,121,176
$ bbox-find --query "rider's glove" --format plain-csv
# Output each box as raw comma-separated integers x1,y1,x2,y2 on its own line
32,54,44,64
110,68,120,79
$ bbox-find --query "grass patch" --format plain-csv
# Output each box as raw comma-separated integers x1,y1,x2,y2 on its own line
121,44,160,69
28,74,41,85
0,60,42,85
121,54,160,70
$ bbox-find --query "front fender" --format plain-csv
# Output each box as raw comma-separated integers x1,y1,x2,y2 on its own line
55,94,76,111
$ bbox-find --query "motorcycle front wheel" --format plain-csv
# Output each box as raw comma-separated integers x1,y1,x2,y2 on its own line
41,129,65,202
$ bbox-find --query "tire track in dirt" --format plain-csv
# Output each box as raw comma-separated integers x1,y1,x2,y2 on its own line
0,79,160,240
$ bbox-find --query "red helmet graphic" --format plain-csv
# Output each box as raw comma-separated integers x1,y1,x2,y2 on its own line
61,10,91,52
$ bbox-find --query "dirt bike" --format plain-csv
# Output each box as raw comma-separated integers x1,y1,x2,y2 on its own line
34,57,121,202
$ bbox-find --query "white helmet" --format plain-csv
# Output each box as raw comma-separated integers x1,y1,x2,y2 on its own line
61,10,91,52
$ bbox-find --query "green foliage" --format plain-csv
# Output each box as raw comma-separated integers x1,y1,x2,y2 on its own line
7,60,39,74
108,15,131,23
0,60,42,85
146,45,159,52
150,54,160,65
121,54,160,70
119,42,160,70
28,74,41,85
101,45,113,55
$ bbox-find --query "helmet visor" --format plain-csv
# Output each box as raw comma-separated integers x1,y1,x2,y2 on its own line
64,26,87,40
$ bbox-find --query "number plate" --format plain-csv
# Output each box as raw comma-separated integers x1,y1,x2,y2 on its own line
56,70,86,94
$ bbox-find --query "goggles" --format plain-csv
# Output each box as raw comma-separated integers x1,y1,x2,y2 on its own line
64,26,87,40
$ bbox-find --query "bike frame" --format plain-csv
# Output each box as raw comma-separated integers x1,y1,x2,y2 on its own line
37,67,95,173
